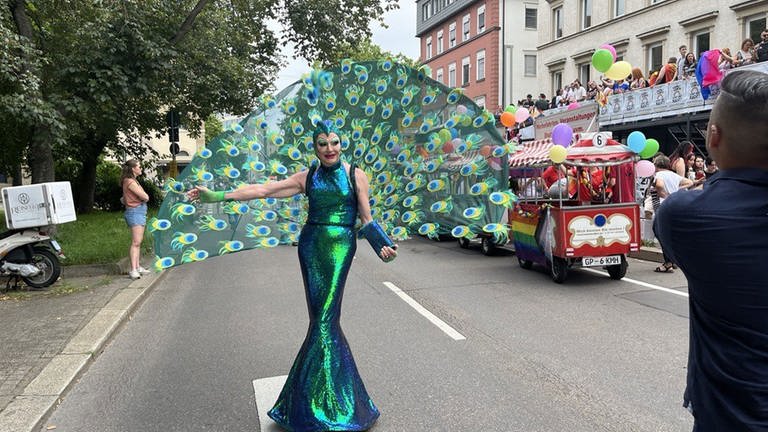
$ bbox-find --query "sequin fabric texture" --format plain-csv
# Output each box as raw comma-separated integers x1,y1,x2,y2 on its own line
267,161,379,431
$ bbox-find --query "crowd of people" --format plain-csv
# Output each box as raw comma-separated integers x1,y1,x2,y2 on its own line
515,29,768,112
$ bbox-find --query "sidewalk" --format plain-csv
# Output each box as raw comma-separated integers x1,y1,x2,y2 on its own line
0,258,166,432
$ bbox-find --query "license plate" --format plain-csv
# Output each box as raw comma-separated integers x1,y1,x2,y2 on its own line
50,240,61,252
582,255,621,267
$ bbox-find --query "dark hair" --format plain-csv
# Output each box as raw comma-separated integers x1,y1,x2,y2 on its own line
705,157,715,165
120,159,140,184
526,94,532,98
716,70,768,151
539,93,546,98
670,141,694,161
742,38,754,49
667,57,677,64
679,45,687,50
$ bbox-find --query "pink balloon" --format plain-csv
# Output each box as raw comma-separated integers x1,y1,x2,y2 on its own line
635,160,655,178
514,107,530,123
567,102,580,110
600,44,617,61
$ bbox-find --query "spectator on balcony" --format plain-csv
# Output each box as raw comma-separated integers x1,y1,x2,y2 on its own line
586,81,600,100
735,38,755,66
550,88,563,109
534,93,550,113
675,45,688,80
756,29,768,63
522,94,535,109
572,79,587,101
681,53,697,79
719,48,736,72
630,68,648,90
653,57,678,85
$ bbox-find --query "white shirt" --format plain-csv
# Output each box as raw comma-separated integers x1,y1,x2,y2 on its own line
655,170,685,198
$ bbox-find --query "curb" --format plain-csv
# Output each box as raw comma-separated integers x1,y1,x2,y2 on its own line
60,257,132,278
629,246,664,263
0,269,169,432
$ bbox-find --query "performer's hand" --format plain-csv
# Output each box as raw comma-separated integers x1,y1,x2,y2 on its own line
186,186,207,202
380,245,398,262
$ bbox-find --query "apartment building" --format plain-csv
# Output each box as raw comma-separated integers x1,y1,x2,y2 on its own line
416,0,540,112
536,0,767,95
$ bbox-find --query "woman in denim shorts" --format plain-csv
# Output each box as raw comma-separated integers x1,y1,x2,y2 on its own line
121,160,150,279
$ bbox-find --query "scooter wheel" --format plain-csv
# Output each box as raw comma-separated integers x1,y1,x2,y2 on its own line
22,247,61,289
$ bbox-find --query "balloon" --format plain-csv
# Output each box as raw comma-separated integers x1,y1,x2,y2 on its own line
456,104,468,114
500,111,515,127
514,107,530,123
549,145,567,164
605,60,632,80
627,131,646,153
635,160,655,178
438,128,452,143
567,102,580,110
551,123,573,147
599,43,617,61
640,138,659,159
505,104,517,113
591,49,614,73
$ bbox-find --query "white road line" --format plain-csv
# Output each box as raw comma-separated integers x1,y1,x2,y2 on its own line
581,268,690,298
383,281,467,341
252,375,287,431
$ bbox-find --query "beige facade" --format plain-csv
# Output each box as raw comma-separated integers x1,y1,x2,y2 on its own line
536,0,768,95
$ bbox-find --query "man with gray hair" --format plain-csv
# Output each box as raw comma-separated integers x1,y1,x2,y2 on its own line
654,70,768,430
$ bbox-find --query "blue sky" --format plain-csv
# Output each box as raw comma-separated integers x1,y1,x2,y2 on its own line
272,0,420,91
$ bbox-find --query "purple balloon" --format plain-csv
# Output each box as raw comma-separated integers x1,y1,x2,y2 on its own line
551,123,573,147
600,43,617,61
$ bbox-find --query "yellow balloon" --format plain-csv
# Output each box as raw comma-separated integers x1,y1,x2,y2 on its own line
549,145,567,164
605,61,632,80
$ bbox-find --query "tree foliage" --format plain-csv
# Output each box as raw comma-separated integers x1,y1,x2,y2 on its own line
322,38,420,69
4,0,399,211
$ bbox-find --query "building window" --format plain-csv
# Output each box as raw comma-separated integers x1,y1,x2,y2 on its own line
462,14,471,41
474,95,486,108
449,22,456,48
437,30,444,54
553,7,563,39
614,0,625,17
524,55,537,77
647,43,663,74
462,56,471,85
747,15,767,42
552,70,563,95
448,62,456,87
478,5,486,33
436,68,444,84
693,31,710,58
579,63,590,85
432,0,439,14
422,2,431,21
476,50,486,80
581,0,592,29
525,7,537,29
426,36,433,59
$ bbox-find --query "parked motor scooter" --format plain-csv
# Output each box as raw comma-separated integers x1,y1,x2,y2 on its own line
0,227,63,290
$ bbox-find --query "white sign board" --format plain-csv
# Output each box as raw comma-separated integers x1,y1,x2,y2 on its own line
534,102,599,140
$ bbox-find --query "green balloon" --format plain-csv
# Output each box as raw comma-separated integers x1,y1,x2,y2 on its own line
640,138,660,159
592,49,614,73
504,104,517,114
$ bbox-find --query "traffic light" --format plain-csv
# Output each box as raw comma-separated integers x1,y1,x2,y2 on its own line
167,110,180,143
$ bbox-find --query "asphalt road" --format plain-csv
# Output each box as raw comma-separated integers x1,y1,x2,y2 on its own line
41,237,693,432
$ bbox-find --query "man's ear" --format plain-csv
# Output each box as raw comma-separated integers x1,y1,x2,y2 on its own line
707,123,722,151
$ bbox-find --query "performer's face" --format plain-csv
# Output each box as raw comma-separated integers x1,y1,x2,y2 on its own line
315,132,341,166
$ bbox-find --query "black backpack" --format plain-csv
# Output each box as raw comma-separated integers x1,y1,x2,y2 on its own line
756,42,768,63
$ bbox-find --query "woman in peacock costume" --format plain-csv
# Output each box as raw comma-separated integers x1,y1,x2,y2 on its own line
152,59,514,431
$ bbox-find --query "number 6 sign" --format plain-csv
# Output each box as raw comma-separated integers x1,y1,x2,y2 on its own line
592,132,610,148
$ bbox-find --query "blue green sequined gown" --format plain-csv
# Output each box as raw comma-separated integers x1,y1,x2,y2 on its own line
268,162,379,431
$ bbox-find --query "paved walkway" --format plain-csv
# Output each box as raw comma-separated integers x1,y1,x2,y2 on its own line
0,261,166,432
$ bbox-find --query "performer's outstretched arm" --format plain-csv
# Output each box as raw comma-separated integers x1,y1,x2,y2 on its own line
188,171,308,202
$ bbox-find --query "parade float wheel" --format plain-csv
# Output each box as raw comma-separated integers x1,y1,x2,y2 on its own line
550,257,568,283
607,256,628,280
458,238,470,249
481,237,496,256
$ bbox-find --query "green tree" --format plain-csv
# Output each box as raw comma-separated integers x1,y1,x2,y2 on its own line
325,38,420,69
5,0,399,212
204,114,223,145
